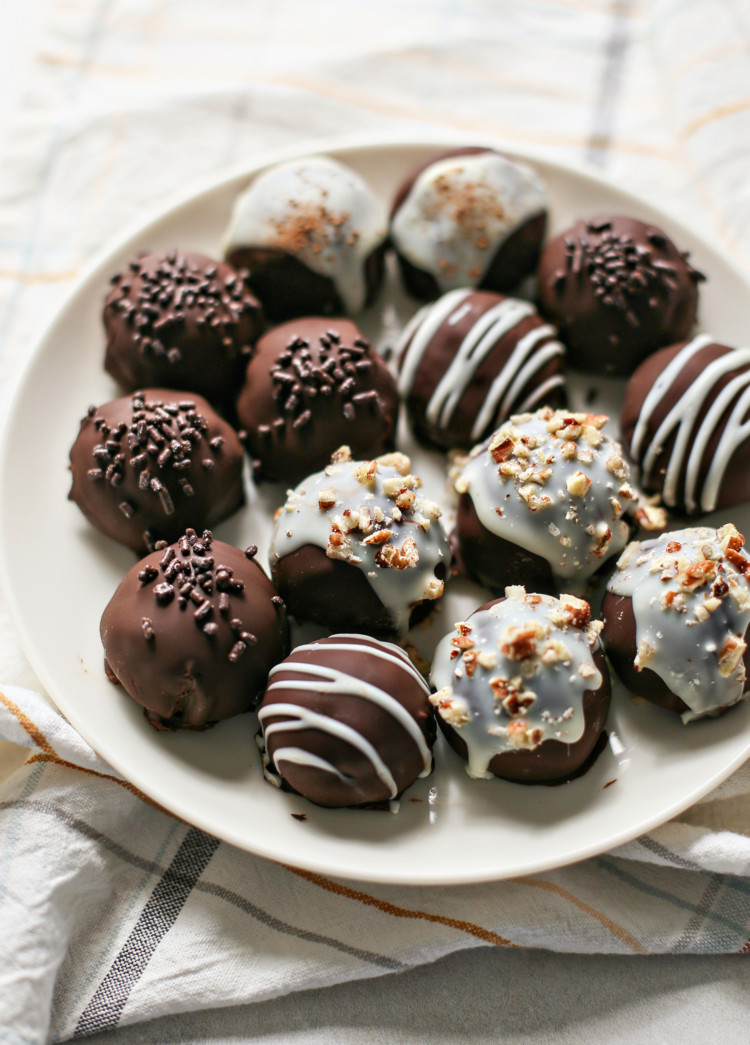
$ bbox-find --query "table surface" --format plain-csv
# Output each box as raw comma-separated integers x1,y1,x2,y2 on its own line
1,2,750,1042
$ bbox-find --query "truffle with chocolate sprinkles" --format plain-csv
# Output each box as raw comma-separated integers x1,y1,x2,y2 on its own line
103,250,263,415
101,528,289,729
237,317,398,484
69,389,245,553
537,216,704,377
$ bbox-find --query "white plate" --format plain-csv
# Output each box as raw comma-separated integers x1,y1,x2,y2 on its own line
3,137,750,886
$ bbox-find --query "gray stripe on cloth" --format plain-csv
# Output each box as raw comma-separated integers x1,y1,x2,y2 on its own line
0,799,404,982
73,826,220,1036
673,875,725,953
637,836,702,871
586,0,634,167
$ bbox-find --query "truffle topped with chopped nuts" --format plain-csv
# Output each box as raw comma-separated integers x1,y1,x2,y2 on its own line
100,528,289,729
237,318,398,484
68,389,245,554
602,525,750,721
454,406,657,594
269,446,450,638
430,587,611,784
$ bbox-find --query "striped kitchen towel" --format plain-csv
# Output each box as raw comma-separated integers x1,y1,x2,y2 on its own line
2,682,750,1043
1,0,750,1042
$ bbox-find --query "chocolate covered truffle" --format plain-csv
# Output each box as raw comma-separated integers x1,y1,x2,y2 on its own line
537,216,704,376
103,250,263,415
602,525,750,721
390,147,547,300
69,390,245,554
621,335,750,515
101,529,289,729
454,407,658,595
258,634,435,807
397,289,565,450
237,318,398,485
269,446,450,638
223,156,387,321
431,587,610,784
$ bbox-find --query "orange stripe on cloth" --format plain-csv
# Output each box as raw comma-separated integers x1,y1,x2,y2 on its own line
680,97,750,140
23,751,170,812
284,865,518,947
512,875,647,953
0,267,79,283
0,689,56,754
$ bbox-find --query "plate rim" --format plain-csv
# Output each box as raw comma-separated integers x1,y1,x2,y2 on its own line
2,132,750,885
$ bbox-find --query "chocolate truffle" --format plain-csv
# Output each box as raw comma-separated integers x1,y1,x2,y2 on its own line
389,147,547,300
69,390,245,554
101,529,289,729
621,335,750,515
537,216,704,376
453,407,659,595
223,156,387,321
237,318,398,485
103,250,263,415
397,289,566,451
602,525,750,721
431,587,610,784
269,446,450,638
257,634,435,807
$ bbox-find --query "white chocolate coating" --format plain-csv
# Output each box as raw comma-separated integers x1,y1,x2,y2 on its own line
607,526,750,722
269,448,449,635
259,635,433,799
223,156,387,314
629,335,750,513
396,290,565,441
430,588,603,779
456,408,634,583
391,152,547,293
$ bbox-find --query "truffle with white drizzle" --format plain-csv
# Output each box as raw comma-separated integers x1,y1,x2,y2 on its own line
430,588,610,784
396,289,566,451
454,407,660,595
602,525,750,722
223,156,387,321
390,147,547,300
269,446,450,638
257,634,435,808
621,336,750,514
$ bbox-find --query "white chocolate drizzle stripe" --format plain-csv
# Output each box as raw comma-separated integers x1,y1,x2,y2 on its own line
516,374,567,415
264,661,433,772
470,329,563,439
261,704,398,797
397,289,470,397
304,635,432,694
264,747,348,783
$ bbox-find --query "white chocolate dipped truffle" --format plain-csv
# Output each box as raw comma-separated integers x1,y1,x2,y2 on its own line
269,446,450,638
430,587,610,783
602,525,750,722
223,156,387,320
454,407,657,594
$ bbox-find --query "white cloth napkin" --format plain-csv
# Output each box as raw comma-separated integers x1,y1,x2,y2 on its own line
2,0,750,1041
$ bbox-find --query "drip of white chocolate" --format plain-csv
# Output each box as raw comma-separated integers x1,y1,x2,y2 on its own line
391,152,546,292
430,587,603,779
455,408,633,583
223,156,387,314
269,448,449,635
607,526,750,722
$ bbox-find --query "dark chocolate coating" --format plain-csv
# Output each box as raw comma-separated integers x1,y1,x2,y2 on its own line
237,318,398,484
438,598,611,784
271,545,447,639
259,634,435,807
621,339,750,514
390,147,547,300
398,290,566,451
455,492,556,594
103,250,263,416
537,216,704,377
601,590,750,715
227,242,386,324
101,530,289,729
69,389,245,554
